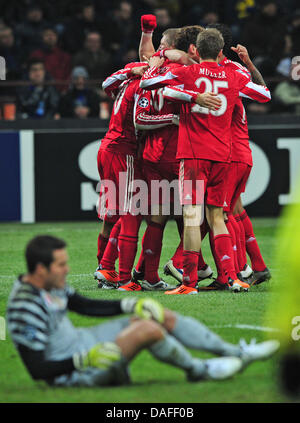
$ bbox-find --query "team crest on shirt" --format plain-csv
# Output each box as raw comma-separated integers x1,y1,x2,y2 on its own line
138,97,149,108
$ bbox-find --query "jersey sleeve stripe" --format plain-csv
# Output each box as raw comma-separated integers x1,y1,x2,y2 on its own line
8,315,48,332
13,333,47,351
7,305,48,324
140,70,178,89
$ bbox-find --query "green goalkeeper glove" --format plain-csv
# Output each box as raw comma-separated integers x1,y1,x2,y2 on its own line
121,297,165,323
73,342,121,371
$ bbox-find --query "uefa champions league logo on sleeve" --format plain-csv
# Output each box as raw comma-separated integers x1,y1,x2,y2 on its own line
0,316,6,341
0,57,6,80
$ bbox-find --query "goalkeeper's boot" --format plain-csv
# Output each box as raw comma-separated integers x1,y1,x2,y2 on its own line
117,281,142,292
164,285,198,295
132,267,145,283
228,278,250,292
240,264,253,280
198,279,229,291
141,279,175,291
250,267,271,286
238,339,280,368
197,264,213,281
187,357,242,382
163,259,183,283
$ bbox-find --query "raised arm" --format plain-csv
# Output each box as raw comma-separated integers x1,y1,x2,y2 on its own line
139,15,157,61
231,44,266,86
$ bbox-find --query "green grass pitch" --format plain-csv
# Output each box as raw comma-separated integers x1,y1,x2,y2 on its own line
0,219,288,403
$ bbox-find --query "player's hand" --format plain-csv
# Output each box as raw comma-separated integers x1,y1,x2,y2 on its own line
141,14,157,33
149,55,165,68
196,92,222,111
121,297,165,323
130,65,149,76
231,44,251,66
73,342,121,370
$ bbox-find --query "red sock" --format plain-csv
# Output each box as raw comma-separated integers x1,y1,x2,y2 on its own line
135,229,147,273
234,214,247,270
214,234,237,281
197,250,207,270
101,219,121,270
171,236,183,268
97,234,109,264
118,214,143,282
209,230,225,282
183,250,199,288
225,218,239,273
240,210,266,271
143,222,165,283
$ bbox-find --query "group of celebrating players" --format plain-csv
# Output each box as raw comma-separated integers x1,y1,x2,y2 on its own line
94,15,272,295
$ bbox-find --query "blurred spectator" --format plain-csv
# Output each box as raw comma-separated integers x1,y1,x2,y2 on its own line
73,31,112,80
30,26,71,91
62,2,101,54
16,58,59,119
152,8,174,48
288,9,300,56
273,63,300,114
200,10,220,27
0,26,24,80
102,1,139,55
57,66,100,119
276,34,293,77
241,0,287,76
15,4,48,56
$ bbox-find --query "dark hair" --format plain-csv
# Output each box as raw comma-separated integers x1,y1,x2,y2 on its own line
206,23,232,57
27,57,45,70
162,28,179,48
25,235,66,273
196,28,224,60
174,25,204,52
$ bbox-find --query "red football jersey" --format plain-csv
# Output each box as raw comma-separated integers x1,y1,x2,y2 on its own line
134,62,182,163
101,63,147,156
141,61,270,162
220,57,253,166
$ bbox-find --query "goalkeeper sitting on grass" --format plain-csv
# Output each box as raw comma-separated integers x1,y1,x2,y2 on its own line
7,235,279,387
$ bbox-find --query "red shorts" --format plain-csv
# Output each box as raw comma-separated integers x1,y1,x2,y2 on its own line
143,160,179,205
97,148,143,218
179,159,229,207
224,162,252,212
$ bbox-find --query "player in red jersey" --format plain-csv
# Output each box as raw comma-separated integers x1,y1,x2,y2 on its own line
140,29,271,294
95,63,148,288
206,24,271,287
120,25,213,292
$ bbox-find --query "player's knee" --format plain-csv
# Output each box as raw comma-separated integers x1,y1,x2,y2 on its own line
163,309,177,332
135,320,165,344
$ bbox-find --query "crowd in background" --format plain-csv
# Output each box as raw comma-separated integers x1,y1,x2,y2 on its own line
0,0,299,119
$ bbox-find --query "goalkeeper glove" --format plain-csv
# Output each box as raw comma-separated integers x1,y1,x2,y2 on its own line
121,297,165,323
141,14,157,33
73,342,121,371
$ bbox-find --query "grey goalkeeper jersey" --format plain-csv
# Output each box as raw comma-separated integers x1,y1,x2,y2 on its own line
7,277,123,362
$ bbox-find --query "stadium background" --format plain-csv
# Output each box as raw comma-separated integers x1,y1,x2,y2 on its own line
0,0,300,403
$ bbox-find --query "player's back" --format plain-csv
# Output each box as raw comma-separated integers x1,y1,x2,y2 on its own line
101,78,140,156
176,62,247,162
